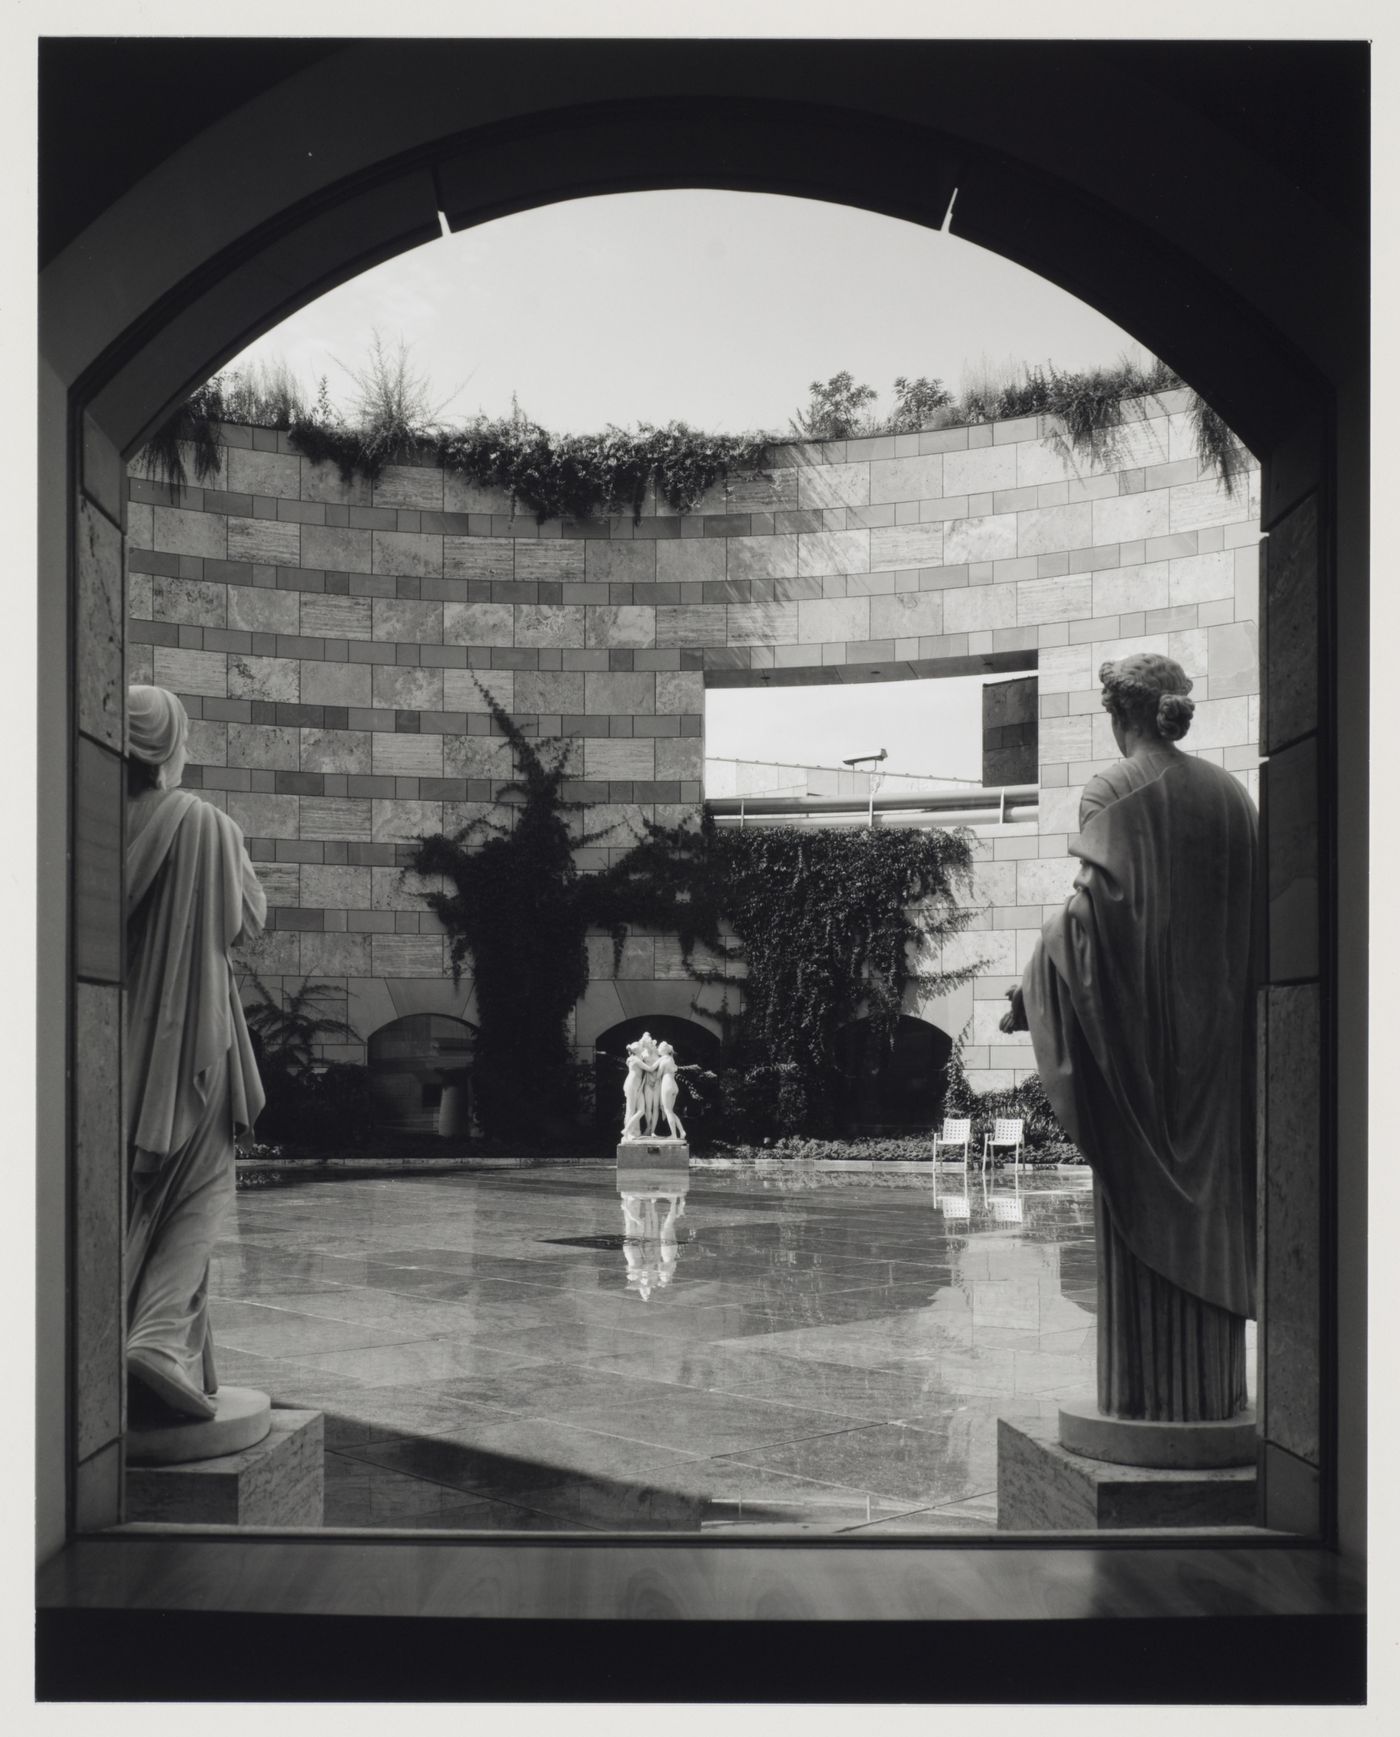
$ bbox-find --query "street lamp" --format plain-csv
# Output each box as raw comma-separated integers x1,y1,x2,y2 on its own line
842,748,887,826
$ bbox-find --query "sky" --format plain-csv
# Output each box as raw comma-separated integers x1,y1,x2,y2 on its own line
229,188,1149,778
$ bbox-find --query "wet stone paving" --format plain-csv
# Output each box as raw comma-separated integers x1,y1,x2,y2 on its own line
210,1162,1109,1534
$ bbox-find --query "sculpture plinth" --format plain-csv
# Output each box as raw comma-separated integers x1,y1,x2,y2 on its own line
126,1407,324,1527
617,1138,690,1172
127,1384,273,1465
1057,1396,1256,1469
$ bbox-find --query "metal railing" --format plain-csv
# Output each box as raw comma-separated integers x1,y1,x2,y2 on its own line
707,784,1038,829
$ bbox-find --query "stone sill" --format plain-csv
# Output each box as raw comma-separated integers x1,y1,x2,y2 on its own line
40,1533,1359,1624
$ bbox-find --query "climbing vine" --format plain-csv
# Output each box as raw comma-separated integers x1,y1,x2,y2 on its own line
405,692,980,1142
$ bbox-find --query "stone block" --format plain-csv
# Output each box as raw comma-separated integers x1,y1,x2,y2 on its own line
1181,696,1251,752
796,460,870,510
125,1409,323,1527
586,737,656,780
796,597,870,644
654,670,705,714
1168,550,1235,607
300,932,373,977
444,736,512,780
585,671,655,715
227,516,299,566
443,667,515,712
300,863,373,909
586,605,657,648
1017,856,1078,904
444,536,515,581
297,594,371,640
74,984,122,1460
867,455,945,506
77,498,125,752
227,723,299,771
1170,476,1252,535
870,591,943,639
227,792,300,839
656,605,730,647
944,584,1016,636
300,661,372,708
227,584,299,636
228,654,299,703
1264,737,1318,982
373,598,443,643
442,475,514,515
154,506,229,560
942,515,1018,566
1091,489,1168,545
301,459,372,508
1168,626,1209,680
798,528,870,577
584,541,656,585
224,447,299,499
299,796,372,841
373,464,444,511
301,524,372,573
372,665,443,711
1015,574,1091,626
515,540,585,583
371,798,443,842
372,530,442,576
655,538,725,585
153,646,227,698
722,533,796,582
655,738,703,782
513,605,585,648
373,733,444,778
944,444,1018,496
1037,644,1092,696
1090,559,1170,617
372,935,446,977
996,1417,1256,1530
869,522,946,570
1039,714,1092,765
1015,502,1093,558
1208,620,1259,702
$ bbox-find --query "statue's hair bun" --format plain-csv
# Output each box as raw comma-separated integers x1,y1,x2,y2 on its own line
1156,691,1195,741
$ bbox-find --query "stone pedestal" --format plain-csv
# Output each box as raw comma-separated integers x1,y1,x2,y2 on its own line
996,1416,1257,1530
1057,1397,1257,1468
128,1385,272,1465
126,1408,324,1527
617,1138,689,1173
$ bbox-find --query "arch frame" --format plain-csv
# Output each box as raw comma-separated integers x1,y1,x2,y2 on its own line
38,41,1365,1589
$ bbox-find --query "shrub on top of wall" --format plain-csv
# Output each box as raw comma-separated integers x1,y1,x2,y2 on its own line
138,343,1252,506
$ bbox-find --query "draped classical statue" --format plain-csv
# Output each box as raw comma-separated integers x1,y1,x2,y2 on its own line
124,686,267,1419
1002,654,1258,1422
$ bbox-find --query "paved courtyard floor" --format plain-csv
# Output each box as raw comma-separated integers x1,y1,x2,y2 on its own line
208,1161,1230,1536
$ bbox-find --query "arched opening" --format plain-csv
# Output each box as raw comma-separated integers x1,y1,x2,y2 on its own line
40,40,1364,1576
366,1013,475,1135
591,1015,720,1136
834,1014,954,1135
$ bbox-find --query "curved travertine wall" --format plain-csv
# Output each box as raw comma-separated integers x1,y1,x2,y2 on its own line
125,388,1260,1094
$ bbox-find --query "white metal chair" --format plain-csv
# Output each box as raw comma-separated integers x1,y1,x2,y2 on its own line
981,1116,1025,1173
932,1117,972,1168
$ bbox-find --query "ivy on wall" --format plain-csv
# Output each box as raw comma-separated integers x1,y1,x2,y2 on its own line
406,685,980,1141
138,349,1252,508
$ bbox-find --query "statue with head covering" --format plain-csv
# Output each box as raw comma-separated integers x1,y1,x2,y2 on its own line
124,685,267,1419
1002,653,1258,1423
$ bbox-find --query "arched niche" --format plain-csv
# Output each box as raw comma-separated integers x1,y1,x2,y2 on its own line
366,1013,475,1133
591,1016,720,1134
834,1014,955,1135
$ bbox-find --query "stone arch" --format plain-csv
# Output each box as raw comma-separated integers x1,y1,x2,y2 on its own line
365,1012,475,1133
590,1015,721,1135
42,41,1364,1552
834,1013,955,1134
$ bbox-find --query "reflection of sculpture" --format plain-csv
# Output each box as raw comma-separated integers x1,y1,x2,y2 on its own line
124,686,267,1418
619,1188,688,1300
620,1031,685,1141
1002,655,1257,1423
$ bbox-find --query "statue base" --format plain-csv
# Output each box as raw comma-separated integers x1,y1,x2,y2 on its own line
126,1408,324,1527
996,1416,1256,1530
127,1385,273,1465
1057,1396,1257,1469
617,1138,689,1171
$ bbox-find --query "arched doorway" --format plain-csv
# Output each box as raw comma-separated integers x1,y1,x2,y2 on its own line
366,1014,476,1134
591,1016,721,1136
42,41,1364,1555
834,1015,954,1135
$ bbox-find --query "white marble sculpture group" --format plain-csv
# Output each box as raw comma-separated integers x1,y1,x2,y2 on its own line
620,1031,686,1142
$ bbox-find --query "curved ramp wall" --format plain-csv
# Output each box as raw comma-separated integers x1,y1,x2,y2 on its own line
125,390,1260,1094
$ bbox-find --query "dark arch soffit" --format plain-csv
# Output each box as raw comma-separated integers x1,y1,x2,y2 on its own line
84,93,1326,463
